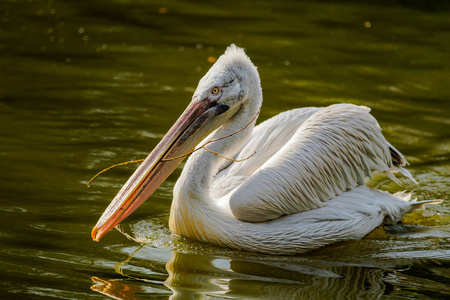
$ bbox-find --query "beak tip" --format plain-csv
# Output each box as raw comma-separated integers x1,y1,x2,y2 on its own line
91,226,100,242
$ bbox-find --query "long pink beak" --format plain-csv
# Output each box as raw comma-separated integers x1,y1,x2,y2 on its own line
91,98,231,241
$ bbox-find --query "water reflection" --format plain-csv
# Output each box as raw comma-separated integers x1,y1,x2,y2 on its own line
89,246,428,300
164,251,390,299
91,277,145,300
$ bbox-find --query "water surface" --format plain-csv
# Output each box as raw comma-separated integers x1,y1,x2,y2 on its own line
0,0,449,299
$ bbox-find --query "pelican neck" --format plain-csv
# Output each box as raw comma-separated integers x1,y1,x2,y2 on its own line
173,97,262,204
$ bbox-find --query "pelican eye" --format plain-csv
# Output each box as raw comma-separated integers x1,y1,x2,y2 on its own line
211,87,221,95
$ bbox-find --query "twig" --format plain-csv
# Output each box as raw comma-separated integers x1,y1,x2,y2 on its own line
202,146,256,162
87,159,144,187
87,108,261,186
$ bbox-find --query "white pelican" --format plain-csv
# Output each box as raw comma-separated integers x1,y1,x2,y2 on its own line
92,44,438,255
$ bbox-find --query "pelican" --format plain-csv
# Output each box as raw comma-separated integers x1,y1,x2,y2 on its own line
92,44,438,255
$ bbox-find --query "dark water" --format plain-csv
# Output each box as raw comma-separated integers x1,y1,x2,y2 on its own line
1,0,449,299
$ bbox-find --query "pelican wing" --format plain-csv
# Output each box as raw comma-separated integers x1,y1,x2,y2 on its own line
221,103,410,222
211,107,321,199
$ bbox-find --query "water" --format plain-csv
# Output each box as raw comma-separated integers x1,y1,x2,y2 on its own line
1,0,449,299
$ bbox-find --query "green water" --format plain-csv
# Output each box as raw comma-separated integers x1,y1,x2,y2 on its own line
1,0,449,299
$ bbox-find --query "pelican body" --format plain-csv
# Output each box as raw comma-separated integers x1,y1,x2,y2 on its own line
92,45,437,255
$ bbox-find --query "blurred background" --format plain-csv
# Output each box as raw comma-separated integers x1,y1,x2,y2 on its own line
0,0,449,299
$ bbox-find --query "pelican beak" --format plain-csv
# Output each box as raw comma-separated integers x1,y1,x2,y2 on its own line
91,98,234,241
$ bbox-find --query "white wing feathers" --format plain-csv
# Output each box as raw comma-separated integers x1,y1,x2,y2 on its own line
221,103,413,222
211,107,321,199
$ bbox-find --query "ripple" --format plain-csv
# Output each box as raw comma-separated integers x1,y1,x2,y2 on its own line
0,206,27,213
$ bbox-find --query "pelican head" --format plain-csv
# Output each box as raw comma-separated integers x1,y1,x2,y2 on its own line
91,44,261,241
